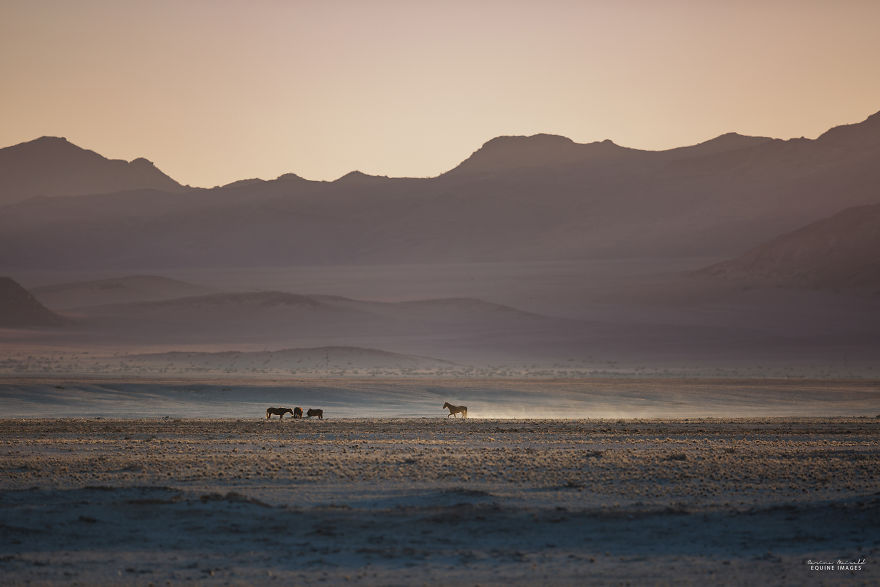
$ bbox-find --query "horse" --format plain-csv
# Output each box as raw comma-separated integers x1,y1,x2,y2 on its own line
293,407,303,419
306,408,323,419
443,402,467,419
266,407,294,420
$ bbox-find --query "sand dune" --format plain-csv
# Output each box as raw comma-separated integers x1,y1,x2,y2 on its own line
128,346,454,374
0,276,67,327
74,291,375,342
69,291,563,347
32,274,215,309
2,272,878,378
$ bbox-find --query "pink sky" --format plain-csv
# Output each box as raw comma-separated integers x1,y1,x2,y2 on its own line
2,0,879,187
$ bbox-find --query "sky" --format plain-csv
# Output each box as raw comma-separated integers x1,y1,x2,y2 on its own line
2,0,880,187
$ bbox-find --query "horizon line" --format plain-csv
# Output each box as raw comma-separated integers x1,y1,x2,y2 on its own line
6,107,877,189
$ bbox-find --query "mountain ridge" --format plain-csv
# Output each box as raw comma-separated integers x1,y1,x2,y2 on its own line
3,109,880,271
0,136,185,205
444,134,637,177
6,111,876,191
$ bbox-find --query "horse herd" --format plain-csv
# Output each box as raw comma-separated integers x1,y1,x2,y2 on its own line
266,402,468,420
265,407,322,420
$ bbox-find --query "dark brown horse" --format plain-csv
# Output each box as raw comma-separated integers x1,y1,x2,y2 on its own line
266,407,294,420
306,408,323,419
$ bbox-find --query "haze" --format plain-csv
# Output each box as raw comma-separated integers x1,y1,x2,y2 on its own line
3,0,880,187
3,4,880,582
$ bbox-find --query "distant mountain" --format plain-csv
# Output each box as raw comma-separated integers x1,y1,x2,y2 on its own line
2,110,880,269
445,134,636,176
698,203,880,292
815,110,880,150
445,131,775,177
0,136,184,205
333,170,397,185
661,132,774,158
31,275,215,310
0,277,67,327
128,346,454,372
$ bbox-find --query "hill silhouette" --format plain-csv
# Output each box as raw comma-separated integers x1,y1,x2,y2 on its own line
2,110,880,271
699,202,880,292
0,277,67,327
0,136,184,205
445,134,635,176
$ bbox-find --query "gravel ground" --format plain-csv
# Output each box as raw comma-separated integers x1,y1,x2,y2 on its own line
1,417,878,585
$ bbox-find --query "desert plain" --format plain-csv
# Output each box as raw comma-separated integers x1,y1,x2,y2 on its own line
4,109,880,585
1,378,878,586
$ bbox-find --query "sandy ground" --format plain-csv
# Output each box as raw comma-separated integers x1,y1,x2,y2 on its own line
1,417,878,585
